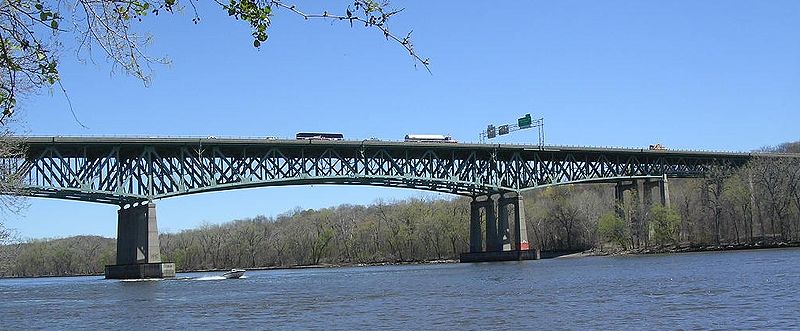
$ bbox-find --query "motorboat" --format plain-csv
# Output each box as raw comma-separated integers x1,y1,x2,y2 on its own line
222,269,246,279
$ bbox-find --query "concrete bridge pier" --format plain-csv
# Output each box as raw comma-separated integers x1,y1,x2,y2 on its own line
469,198,488,253
614,180,638,218
615,175,671,211
502,194,530,251
104,202,175,279
641,174,671,209
461,193,539,263
615,176,672,246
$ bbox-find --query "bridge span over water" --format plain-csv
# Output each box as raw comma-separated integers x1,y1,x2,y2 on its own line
14,136,754,204
2,136,781,278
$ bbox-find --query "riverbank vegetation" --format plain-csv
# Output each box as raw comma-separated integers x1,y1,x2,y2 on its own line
1,142,798,277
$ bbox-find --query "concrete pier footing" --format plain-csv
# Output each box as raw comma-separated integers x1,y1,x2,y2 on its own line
105,262,176,279
462,193,536,263
460,249,540,263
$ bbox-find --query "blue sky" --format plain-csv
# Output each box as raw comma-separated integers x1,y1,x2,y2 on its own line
6,0,799,239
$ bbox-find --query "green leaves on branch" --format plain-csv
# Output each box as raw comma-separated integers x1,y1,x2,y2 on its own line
114,1,153,21
598,212,629,249
0,0,63,122
649,205,681,245
33,1,61,30
224,0,272,48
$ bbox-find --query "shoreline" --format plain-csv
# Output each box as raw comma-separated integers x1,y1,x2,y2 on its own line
572,241,800,258
4,243,800,279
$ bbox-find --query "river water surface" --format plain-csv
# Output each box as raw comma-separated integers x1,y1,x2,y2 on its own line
2,248,800,329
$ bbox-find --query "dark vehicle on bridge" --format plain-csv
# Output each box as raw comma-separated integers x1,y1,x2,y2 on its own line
404,134,457,143
296,132,344,141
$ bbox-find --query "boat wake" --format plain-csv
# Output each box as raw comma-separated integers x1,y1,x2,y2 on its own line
195,276,226,281
194,275,248,281
119,278,163,282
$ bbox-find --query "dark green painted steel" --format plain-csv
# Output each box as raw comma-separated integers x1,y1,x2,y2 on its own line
4,136,785,205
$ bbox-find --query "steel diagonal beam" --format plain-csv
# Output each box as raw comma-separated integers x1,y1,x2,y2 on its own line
530,153,544,185
247,156,261,181
32,157,55,188
563,154,578,182
584,154,592,180
455,151,475,182
517,153,534,189
49,148,76,188
595,154,608,178
430,150,443,178
96,148,120,192
211,147,234,184
509,152,524,189
153,150,183,195
75,154,98,186
264,149,283,179
402,150,410,177
540,155,555,184
322,149,336,176
46,148,74,188
623,155,635,176
418,150,431,178
13,160,34,188
195,148,215,186
541,155,557,184
588,155,597,179
180,148,204,189
498,159,511,188
383,150,404,177
318,149,329,177
438,153,454,180
366,150,382,175
236,148,247,180
146,148,166,195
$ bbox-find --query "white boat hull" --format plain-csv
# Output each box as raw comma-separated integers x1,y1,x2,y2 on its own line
222,269,246,279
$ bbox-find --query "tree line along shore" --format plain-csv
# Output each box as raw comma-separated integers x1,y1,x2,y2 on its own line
1,142,798,278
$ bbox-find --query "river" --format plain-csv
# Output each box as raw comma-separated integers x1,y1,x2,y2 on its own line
2,248,799,329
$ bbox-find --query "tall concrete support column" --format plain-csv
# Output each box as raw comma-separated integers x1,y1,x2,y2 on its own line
660,174,671,208
641,176,671,209
469,200,483,253
484,197,500,252
498,194,530,251
614,181,636,218
642,180,656,208
497,200,511,251
116,203,161,264
514,195,530,251
105,202,175,279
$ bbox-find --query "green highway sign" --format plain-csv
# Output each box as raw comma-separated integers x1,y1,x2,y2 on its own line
518,113,532,128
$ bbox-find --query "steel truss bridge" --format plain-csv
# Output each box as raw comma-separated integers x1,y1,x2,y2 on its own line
5,136,760,205
6,136,792,278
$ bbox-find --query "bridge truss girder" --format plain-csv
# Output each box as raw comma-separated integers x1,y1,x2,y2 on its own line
7,139,749,205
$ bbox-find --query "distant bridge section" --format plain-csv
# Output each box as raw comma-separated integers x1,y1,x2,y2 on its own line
6,136,759,205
